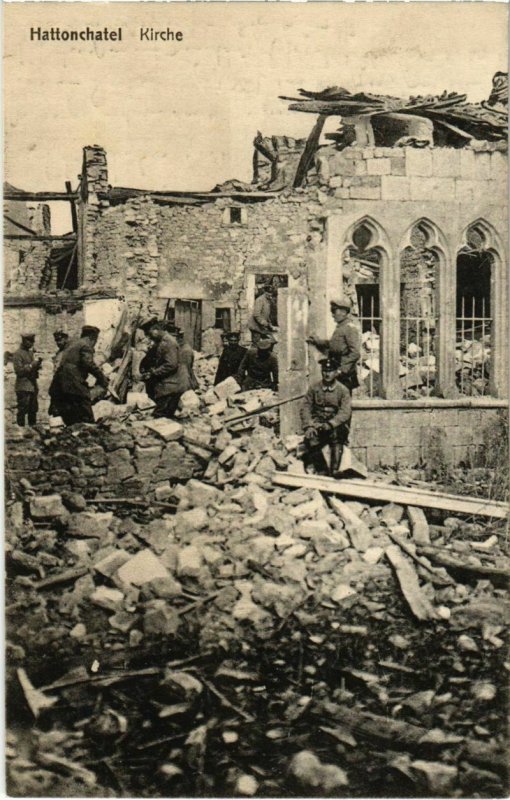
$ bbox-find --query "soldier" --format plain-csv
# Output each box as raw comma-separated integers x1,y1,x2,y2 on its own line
308,296,361,392
49,325,108,425
214,330,247,386
176,328,198,391
301,356,352,476
12,333,42,427
48,331,69,416
138,317,160,400
140,319,185,418
236,335,278,391
248,282,277,345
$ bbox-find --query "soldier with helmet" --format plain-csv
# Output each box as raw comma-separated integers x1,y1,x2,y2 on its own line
308,295,361,392
301,356,352,476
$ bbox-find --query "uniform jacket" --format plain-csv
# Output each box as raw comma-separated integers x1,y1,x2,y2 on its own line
301,380,352,430
52,337,106,399
249,294,274,333
53,349,66,374
13,347,39,393
214,344,247,385
315,317,361,377
148,332,186,399
237,348,278,390
179,342,198,391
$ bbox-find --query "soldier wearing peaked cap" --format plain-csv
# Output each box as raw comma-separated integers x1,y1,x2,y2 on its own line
301,356,352,476
49,325,108,425
215,330,247,386
308,296,361,392
139,319,187,418
236,334,278,391
12,333,42,426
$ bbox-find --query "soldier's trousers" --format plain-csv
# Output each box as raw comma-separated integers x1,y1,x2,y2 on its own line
16,391,38,426
57,395,95,426
154,393,181,419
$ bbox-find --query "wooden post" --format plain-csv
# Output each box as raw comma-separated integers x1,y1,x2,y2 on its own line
278,288,309,438
293,114,327,188
490,251,508,398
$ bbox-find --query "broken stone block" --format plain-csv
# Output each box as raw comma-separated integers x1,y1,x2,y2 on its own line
202,388,219,405
61,492,87,512
214,376,241,400
29,495,66,520
143,419,183,442
67,511,114,539
298,519,331,539
70,623,87,639
107,448,136,483
143,600,180,635
186,479,218,508
148,576,183,598
94,549,131,577
380,503,405,525
126,391,155,410
208,400,227,416
156,442,197,481
162,670,203,698
362,546,384,564
174,507,208,534
135,445,162,476
90,586,124,612
249,535,276,564
179,390,201,414
109,611,137,632
160,544,180,572
117,549,170,586
177,545,204,577
155,482,173,502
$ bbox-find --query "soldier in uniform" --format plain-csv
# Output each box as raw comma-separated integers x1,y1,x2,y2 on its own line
248,282,277,345
49,330,69,416
140,319,186,418
308,296,361,392
12,333,42,427
301,357,352,476
236,335,278,391
214,330,247,386
176,328,199,391
49,325,108,425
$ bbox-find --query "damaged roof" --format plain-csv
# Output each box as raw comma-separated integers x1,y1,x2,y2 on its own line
281,72,508,142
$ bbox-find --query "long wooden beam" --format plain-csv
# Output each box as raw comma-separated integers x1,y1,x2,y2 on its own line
3,191,79,201
293,114,327,188
4,234,77,242
272,471,508,519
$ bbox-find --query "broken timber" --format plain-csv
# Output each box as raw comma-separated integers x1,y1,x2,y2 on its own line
385,545,438,621
272,472,508,519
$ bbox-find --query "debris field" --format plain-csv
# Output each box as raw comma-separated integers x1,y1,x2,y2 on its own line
5,367,509,798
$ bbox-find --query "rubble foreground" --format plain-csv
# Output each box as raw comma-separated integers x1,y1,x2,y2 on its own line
5,376,509,798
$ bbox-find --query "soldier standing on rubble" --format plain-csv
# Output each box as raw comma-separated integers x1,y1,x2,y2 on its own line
236,334,278,391
301,356,352,476
49,325,108,425
48,330,69,416
214,330,247,386
248,282,277,345
308,296,361,392
12,333,42,427
176,327,198,391
140,319,185,418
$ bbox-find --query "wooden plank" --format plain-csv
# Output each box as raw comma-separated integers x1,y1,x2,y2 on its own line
3,191,79,201
272,472,508,519
328,496,372,551
385,545,438,621
66,181,78,233
293,114,327,188
3,214,37,236
4,234,77,242
418,546,510,589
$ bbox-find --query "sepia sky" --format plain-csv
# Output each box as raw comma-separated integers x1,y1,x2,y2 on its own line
3,2,508,230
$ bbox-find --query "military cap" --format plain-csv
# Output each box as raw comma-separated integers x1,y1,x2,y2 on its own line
330,296,352,310
139,316,159,333
319,357,338,371
257,338,274,350
81,325,100,338
226,330,241,340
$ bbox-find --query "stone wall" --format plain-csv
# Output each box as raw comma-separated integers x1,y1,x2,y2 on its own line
349,402,508,469
5,419,202,500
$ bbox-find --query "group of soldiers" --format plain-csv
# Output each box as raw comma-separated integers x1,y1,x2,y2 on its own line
11,292,360,477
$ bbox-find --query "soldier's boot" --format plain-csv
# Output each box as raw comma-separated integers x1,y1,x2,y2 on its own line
329,443,343,476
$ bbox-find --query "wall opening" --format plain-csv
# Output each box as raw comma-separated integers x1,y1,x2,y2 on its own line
215,307,232,331
343,221,382,398
399,222,439,399
229,207,242,225
456,224,493,397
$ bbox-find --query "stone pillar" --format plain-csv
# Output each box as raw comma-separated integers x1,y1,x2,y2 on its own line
436,251,457,397
380,252,401,399
78,145,109,287
490,250,508,398
278,288,309,438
